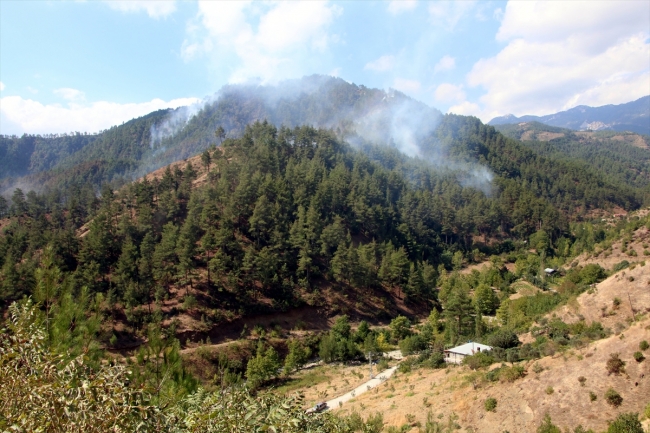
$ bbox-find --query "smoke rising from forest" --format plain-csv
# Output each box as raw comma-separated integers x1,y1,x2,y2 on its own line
150,102,205,148
148,76,495,194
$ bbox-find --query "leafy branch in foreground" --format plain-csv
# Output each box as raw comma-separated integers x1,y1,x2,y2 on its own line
0,299,354,432
0,298,163,432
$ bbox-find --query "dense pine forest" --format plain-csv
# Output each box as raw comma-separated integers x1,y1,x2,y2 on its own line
1,79,650,432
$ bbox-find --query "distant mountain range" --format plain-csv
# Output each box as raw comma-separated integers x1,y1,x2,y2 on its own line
488,96,650,135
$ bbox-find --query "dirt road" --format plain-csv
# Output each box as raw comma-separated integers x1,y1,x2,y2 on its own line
324,365,398,410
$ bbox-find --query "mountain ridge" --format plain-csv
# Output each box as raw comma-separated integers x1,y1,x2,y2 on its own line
489,96,650,135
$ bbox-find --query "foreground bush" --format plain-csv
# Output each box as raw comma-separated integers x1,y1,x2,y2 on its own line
604,388,623,407
0,300,163,432
0,300,352,433
606,413,643,433
484,397,497,412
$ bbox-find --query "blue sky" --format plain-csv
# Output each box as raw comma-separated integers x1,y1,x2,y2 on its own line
1,1,648,135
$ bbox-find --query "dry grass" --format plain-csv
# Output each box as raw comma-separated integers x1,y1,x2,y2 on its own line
328,318,650,432
281,363,392,408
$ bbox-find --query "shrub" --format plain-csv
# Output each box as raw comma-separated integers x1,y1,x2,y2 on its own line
604,388,623,407
484,397,497,412
633,351,644,362
537,413,561,433
640,340,649,351
645,402,650,419
420,351,445,369
369,412,386,432
519,343,541,360
533,363,544,374
545,386,554,395
182,294,198,310
612,260,630,272
589,391,597,402
398,361,412,374
606,412,643,433
492,365,524,383
462,351,495,370
577,376,586,386
487,330,521,349
389,315,411,342
580,264,607,284
606,353,626,375
398,334,427,355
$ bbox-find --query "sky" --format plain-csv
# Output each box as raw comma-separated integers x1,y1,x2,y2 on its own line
1,0,648,136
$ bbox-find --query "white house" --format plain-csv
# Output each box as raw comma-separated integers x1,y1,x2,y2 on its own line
444,342,492,364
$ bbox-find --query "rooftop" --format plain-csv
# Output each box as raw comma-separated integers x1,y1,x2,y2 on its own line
444,342,492,356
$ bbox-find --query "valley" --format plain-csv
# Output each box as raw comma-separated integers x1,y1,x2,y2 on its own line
1,78,649,432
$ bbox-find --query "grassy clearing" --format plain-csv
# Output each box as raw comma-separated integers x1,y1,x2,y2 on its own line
273,369,331,395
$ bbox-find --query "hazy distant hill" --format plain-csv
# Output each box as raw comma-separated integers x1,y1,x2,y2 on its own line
489,96,650,135
494,121,650,190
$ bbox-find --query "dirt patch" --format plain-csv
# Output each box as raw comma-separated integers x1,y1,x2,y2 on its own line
509,281,542,300
0,217,13,234
606,133,648,149
460,260,492,275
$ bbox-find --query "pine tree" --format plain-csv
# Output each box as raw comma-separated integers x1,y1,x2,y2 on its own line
201,150,211,172
33,246,62,337
331,241,348,283
474,283,499,315
114,237,139,293
249,195,272,246
176,218,198,290
153,222,179,293
406,263,425,301
443,288,474,341
201,229,216,287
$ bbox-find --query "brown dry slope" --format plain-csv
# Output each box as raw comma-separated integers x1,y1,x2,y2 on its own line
334,319,649,432
330,255,650,431
553,261,650,330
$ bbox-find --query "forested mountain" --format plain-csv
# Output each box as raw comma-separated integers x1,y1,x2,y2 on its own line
3,79,650,432
0,76,441,190
488,95,650,135
0,118,643,316
495,121,650,191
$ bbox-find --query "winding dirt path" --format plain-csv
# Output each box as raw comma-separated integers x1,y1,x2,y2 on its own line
322,350,403,411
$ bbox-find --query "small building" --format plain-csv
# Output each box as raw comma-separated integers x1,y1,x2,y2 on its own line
544,268,556,275
444,342,492,364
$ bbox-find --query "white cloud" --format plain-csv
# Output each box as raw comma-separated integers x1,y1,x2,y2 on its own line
465,1,650,120
184,1,342,83
433,55,455,73
393,78,421,94
0,95,199,135
105,1,176,19
0,82,5,91
387,0,417,15
26,86,38,94
434,83,465,103
329,67,342,77
54,87,84,101
364,55,396,72
447,100,485,119
429,1,476,30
